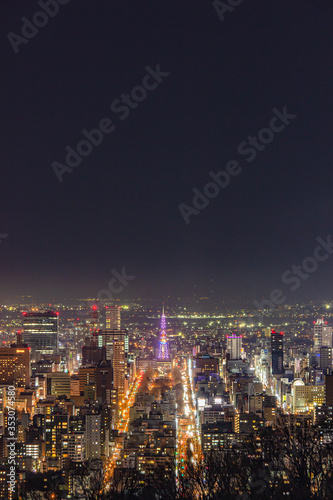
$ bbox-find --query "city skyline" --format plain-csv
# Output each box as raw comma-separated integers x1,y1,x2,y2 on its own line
1,1,333,498
0,299,333,497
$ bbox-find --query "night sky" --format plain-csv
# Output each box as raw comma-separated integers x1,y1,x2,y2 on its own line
1,1,333,304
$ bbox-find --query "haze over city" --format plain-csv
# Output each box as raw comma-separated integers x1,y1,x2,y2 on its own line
1,1,333,304
1,1,333,499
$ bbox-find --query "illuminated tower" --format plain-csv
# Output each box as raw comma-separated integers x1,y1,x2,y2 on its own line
157,304,170,360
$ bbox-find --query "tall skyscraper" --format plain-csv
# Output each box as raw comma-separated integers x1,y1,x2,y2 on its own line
0,347,30,386
45,408,69,463
157,305,170,361
85,413,101,459
271,330,284,375
96,360,113,405
325,375,333,405
106,306,121,329
320,346,332,372
111,331,125,399
88,306,99,340
314,318,332,352
23,311,58,355
226,335,242,360
95,330,126,399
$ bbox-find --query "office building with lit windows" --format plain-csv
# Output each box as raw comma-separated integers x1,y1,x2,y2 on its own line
47,372,71,398
0,347,30,386
105,305,121,329
314,318,332,353
23,311,58,355
85,413,101,459
291,379,325,413
226,335,242,360
45,407,69,468
95,329,126,398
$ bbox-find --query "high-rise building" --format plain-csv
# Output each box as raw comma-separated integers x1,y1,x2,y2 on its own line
325,374,333,405
45,408,69,465
96,360,113,405
271,330,284,375
226,335,242,360
23,311,58,355
320,346,332,372
112,331,126,399
62,431,85,466
0,347,30,386
95,329,127,364
78,366,96,394
314,318,332,352
88,306,100,340
85,413,101,459
69,432,85,462
106,306,121,329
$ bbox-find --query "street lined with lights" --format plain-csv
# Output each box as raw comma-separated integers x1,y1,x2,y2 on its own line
104,370,144,488
176,358,201,479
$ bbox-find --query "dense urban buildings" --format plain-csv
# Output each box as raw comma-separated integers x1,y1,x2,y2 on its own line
1,1,330,498
0,300,333,498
